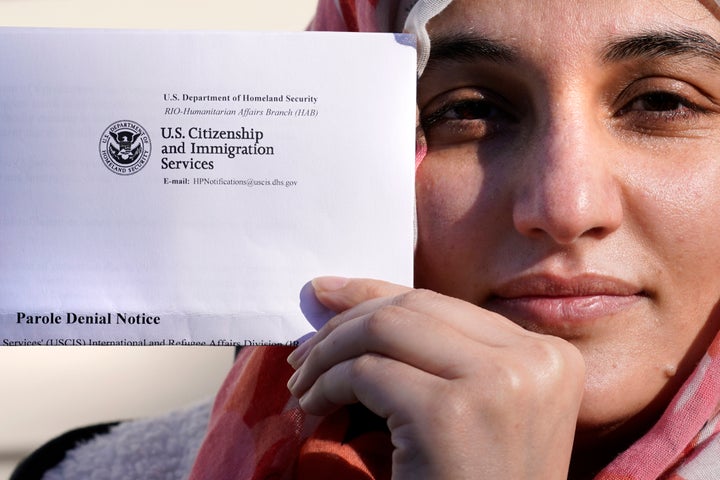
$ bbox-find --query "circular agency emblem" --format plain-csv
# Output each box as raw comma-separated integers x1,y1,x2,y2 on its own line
99,120,152,175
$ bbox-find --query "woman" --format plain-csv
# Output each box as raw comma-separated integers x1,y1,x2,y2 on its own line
189,1,720,479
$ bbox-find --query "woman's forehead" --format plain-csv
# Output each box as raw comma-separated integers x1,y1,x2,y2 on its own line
426,0,720,43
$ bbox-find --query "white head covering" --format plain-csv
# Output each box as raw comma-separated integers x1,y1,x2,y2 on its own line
404,0,454,75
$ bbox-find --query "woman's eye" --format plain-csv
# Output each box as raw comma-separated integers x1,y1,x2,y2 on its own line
431,100,502,122
423,98,510,126
420,94,518,146
614,89,715,132
622,92,694,116
612,84,720,136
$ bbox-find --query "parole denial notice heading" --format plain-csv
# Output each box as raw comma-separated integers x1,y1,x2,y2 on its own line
0,28,416,347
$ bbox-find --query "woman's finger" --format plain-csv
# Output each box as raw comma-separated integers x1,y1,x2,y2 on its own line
288,277,413,368
311,276,413,313
288,303,480,398
296,351,441,419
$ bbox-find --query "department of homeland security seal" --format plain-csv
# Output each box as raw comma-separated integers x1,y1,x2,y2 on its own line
99,120,151,175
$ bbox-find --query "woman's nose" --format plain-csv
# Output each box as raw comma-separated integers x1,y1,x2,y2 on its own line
511,112,624,245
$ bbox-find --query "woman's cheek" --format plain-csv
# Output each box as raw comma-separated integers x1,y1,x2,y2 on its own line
414,149,497,295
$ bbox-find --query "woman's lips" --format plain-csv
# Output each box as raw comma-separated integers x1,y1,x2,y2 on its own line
484,274,646,329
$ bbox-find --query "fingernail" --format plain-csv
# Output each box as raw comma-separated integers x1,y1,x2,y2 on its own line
298,392,309,410
287,369,300,393
311,276,349,292
287,340,312,368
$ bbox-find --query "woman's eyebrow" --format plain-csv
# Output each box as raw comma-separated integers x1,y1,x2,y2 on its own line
426,33,517,66
602,30,720,66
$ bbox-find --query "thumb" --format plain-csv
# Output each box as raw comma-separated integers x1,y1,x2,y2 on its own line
311,276,412,313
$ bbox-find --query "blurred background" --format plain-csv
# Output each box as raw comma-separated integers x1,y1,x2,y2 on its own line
0,0,317,30
0,1,318,477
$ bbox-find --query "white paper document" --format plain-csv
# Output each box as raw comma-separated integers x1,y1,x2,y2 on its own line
0,28,416,346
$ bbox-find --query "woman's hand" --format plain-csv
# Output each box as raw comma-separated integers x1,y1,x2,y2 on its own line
287,277,585,479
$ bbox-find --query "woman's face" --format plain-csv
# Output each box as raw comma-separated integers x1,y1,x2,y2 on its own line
415,0,720,448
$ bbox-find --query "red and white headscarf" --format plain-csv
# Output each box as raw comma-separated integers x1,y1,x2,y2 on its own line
188,2,720,479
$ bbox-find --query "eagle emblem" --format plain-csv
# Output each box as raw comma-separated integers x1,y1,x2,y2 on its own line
99,120,151,175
